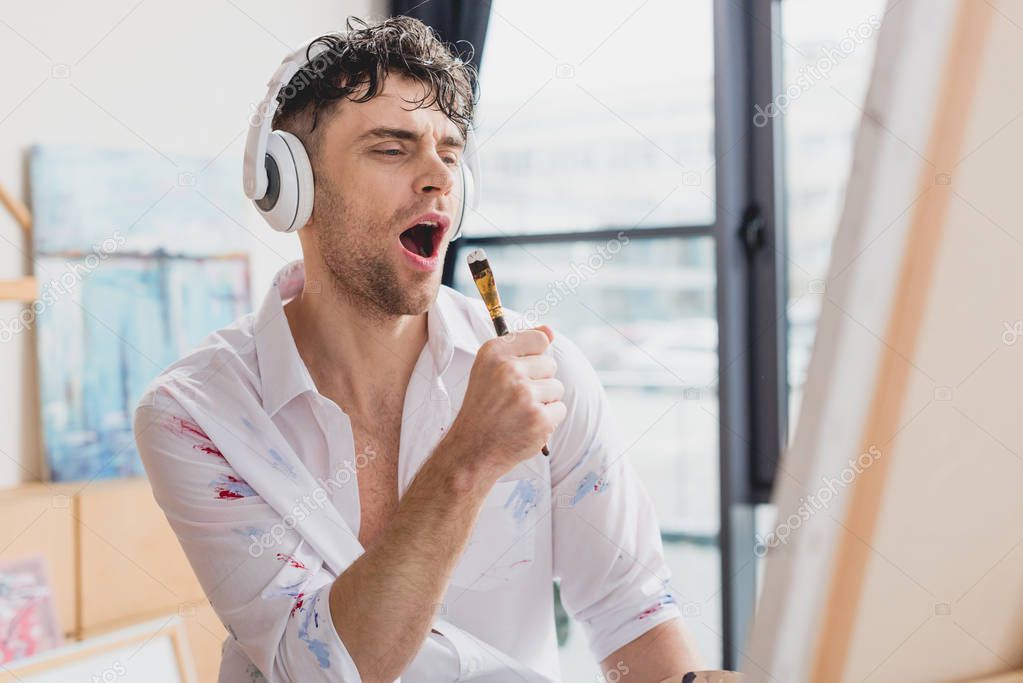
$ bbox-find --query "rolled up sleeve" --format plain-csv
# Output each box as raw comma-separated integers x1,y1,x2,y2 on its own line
548,334,682,663
133,388,363,682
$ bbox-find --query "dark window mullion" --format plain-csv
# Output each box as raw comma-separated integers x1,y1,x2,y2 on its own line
714,0,785,669
459,223,714,247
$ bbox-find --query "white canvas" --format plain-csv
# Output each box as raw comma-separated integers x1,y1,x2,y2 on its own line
747,1,1023,681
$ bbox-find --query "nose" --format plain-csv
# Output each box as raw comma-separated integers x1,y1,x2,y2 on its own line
416,152,456,198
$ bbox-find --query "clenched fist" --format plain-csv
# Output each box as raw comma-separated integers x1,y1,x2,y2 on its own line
444,325,567,478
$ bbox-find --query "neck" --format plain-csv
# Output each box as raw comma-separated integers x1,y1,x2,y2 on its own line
284,257,428,420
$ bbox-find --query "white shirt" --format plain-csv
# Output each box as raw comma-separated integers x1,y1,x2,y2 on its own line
134,259,681,682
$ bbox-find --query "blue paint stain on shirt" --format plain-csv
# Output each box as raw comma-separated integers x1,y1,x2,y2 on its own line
297,592,331,669
267,447,297,479
241,416,256,432
571,471,609,505
232,525,266,541
245,663,266,681
503,479,539,520
210,473,257,499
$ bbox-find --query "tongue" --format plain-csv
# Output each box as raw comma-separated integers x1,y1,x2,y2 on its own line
400,224,432,257
400,232,423,256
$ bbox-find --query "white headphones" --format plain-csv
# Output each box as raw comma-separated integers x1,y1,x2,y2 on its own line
243,35,481,236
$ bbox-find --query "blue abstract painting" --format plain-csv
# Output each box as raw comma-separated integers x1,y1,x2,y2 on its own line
30,145,251,482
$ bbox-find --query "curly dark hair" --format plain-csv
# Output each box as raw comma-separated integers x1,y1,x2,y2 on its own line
271,15,479,162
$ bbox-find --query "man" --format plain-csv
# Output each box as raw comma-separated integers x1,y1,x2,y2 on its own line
134,15,702,682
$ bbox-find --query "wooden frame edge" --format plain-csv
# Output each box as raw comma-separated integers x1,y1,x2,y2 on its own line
0,617,196,683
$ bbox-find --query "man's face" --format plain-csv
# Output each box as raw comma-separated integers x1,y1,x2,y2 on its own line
306,73,466,318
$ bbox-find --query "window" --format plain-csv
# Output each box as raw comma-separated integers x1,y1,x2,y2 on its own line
466,0,715,236
782,0,887,430
754,0,888,601
447,0,720,675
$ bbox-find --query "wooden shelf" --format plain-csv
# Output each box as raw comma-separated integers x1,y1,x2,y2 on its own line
0,276,38,302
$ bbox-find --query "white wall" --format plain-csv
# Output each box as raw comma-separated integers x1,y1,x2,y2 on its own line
0,0,385,486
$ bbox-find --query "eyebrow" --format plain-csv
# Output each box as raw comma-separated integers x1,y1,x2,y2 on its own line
355,126,466,149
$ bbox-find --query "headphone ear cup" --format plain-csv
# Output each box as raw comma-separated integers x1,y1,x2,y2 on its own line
256,130,315,233
281,130,315,231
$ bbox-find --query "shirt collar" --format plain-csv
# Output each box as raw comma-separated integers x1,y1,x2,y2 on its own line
253,260,317,417
253,260,480,416
429,282,484,369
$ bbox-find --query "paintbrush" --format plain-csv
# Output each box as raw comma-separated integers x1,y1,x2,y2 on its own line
466,248,550,457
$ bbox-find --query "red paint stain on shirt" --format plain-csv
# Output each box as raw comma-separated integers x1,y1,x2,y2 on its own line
275,553,308,570
636,604,664,620
167,416,224,459
290,593,305,617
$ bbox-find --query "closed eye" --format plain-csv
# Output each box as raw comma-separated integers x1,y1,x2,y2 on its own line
375,149,459,165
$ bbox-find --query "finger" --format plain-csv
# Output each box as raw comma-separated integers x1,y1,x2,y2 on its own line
508,328,552,357
518,354,557,379
540,400,567,429
534,325,554,343
530,378,564,403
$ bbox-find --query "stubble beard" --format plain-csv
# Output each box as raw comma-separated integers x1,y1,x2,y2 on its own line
314,177,439,321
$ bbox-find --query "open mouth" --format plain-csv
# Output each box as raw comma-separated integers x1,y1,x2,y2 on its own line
398,222,442,259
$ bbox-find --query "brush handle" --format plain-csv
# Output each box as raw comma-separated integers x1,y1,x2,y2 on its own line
469,258,550,458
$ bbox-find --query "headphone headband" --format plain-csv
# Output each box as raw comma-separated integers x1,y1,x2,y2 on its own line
243,38,328,200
